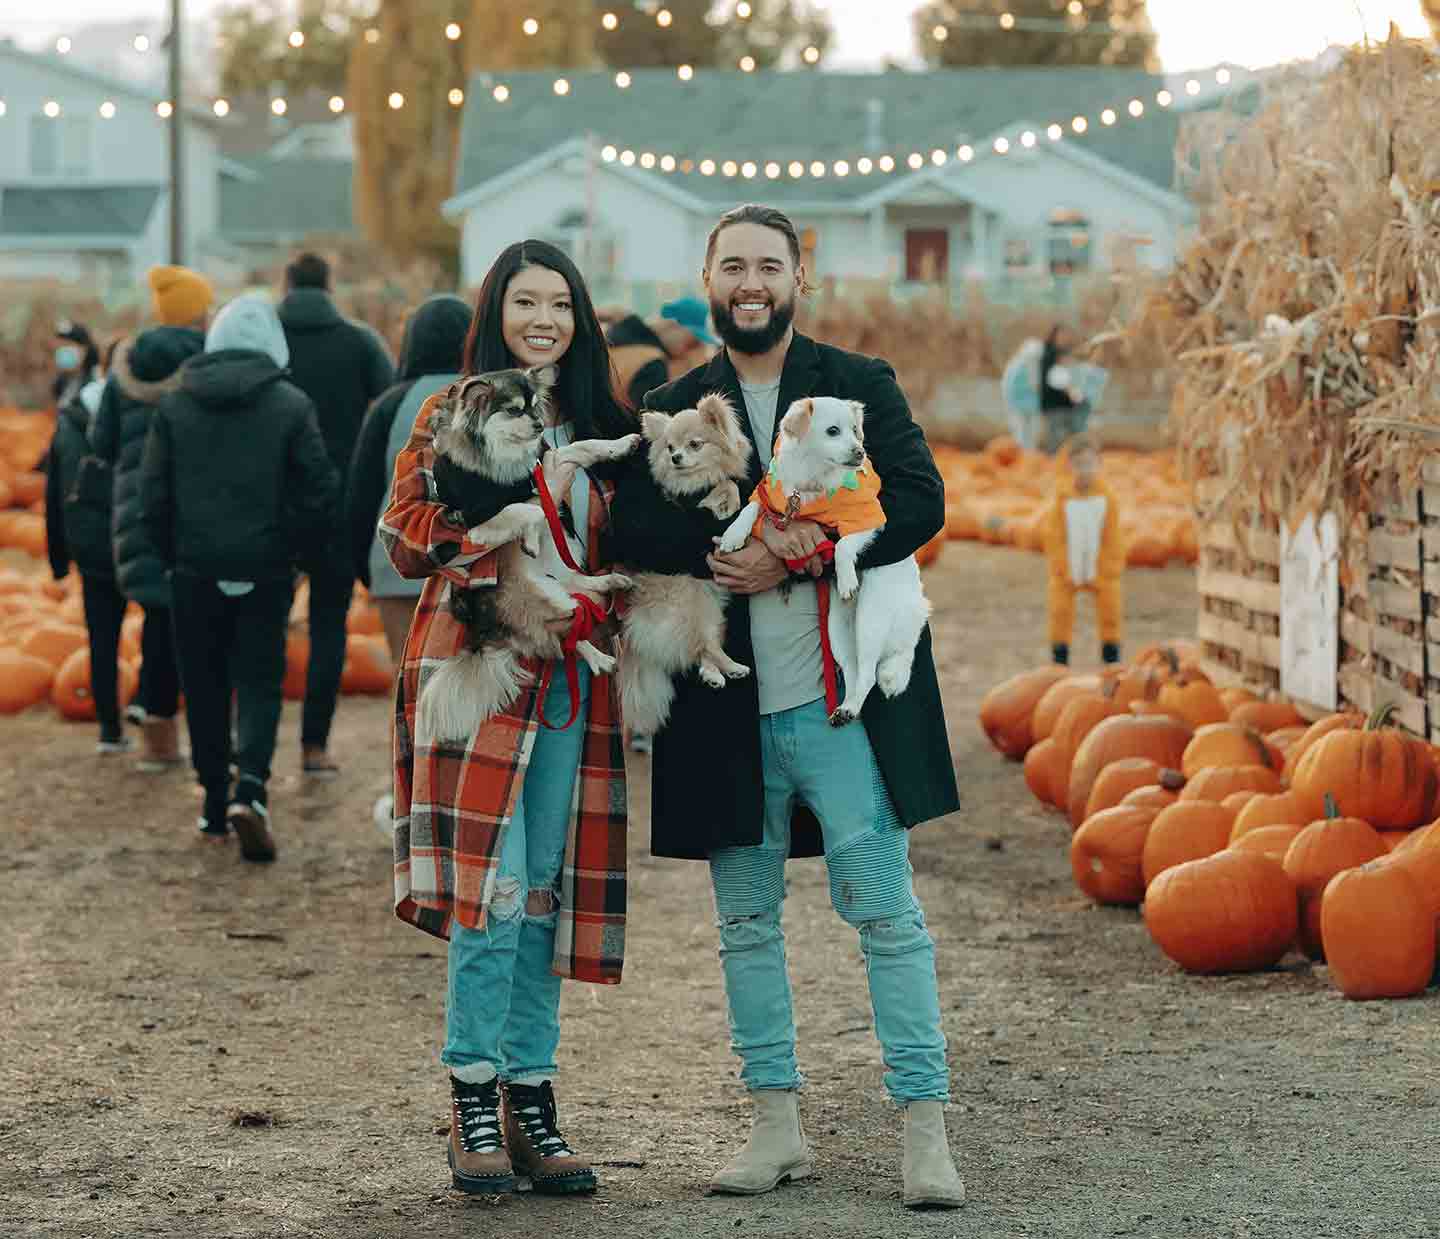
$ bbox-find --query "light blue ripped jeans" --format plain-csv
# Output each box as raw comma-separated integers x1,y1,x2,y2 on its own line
709,697,949,1103
442,663,589,1086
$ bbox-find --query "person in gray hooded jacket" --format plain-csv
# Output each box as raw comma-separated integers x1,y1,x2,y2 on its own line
142,293,338,863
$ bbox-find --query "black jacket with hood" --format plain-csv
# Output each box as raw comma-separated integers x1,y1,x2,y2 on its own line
277,287,395,489
44,385,114,581
142,308,339,584
90,327,206,606
345,294,470,586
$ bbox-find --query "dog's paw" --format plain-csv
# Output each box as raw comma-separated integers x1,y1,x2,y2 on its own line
699,481,742,521
725,663,751,680
616,433,644,457
828,705,860,727
587,650,618,675
716,529,750,555
835,568,859,601
609,573,635,591
699,665,726,689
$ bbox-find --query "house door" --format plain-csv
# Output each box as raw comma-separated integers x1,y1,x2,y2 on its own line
904,228,950,283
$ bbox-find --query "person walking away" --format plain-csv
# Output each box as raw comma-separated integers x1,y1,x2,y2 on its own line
45,340,130,753
380,239,634,1198
1043,433,1124,667
1039,323,1090,454
344,293,470,834
609,203,964,1210
142,293,338,860
91,264,213,768
605,296,719,412
277,252,396,777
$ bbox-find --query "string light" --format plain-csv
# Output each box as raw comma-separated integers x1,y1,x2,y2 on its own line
857,156,873,174
601,144,618,161
445,22,462,40
601,12,619,30
802,45,820,64
553,78,570,95
739,55,756,72
660,154,676,171
387,91,404,109
929,148,945,165
132,34,150,52
958,145,974,161
835,159,850,175
0,102,7,118
678,64,694,80
621,148,636,165
907,152,924,170
765,160,781,177
288,30,305,48
722,159,738,176
878,155,895,172
641,151,656,168
742,160,757,178
212,98,230,117
1068,0,1084,12
56,36,72,54
448,88,465,106
271,98,287,116
700,159,716,175
1046,124,1062,140
657,8,673,27
1020,130,1036,148
736,1,752,16
1072,115,1088,133
99,101,116,119
1216,67,1232,84
492,84,510,102
809,160,826,177
932,25,948,41
522,18,540,36
1101,107,1117,124
1156,89,1173,106
615,71,632,88
788,160,803,178
1185,78,1201,95
156,101,173,118
329,95,345,113
993,136,1010,154
363,28,379,44
999,12,1016,29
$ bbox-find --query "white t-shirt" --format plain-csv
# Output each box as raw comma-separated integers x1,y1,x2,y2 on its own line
738,378,824,716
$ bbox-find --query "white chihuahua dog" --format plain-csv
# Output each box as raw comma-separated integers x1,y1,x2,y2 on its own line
716,395,931,726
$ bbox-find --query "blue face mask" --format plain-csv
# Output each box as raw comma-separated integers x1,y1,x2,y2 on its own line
55,345,83,371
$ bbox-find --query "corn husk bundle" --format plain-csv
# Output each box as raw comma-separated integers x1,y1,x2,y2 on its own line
1115,32,1440,534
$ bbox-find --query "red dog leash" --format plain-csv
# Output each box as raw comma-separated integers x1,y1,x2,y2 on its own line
784,539,840,716
530,463,606,731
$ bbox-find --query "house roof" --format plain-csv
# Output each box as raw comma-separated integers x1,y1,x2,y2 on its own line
0,39,217,127
453,67,1210,209
218,158,354,242
0,185,162,238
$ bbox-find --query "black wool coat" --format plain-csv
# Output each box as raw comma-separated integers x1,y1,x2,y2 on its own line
607,332,961,861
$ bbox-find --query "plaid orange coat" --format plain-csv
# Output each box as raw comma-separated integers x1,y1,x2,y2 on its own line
378,394,628,986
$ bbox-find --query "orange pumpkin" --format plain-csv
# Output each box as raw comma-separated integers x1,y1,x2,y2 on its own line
282,632,310,701
979,666,1069,760
1142,800,1237,888
1082,759,1179,822
1031,675,1102,743
1378,830,1411,853
1290,704,1439,830
0,648,55,713
340,635,393,695
1023,738,1067,809
1121,782,1182,811
17,621,88,670
1230,700,1305,733
1066,714,1193,828
1052,689,1125,768
1229,790,1312,843
1281,712,1363,783
1391,821,1438,856
1266,725,1308,754
1179,764,1283,803
1145,850,1298,974
1181,723,1281,779
1220,790,1260,816
1282,807,1386,960
9,471,45,506
1320,862,1435,999
1155,674,1228,730
51,648,139,722
915,529,946,567
1229,824,1303,864
1070,805,1162,905
1219,686,1259,715
1382,830,1440,950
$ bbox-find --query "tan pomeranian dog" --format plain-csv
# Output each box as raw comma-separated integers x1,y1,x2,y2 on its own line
717,395,931,727
418,366,641,743
616,393,754,735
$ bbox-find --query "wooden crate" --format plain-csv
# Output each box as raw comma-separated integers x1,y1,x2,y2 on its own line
1194,472,1430,734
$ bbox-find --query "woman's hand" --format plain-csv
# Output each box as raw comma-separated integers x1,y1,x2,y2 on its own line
758,517,828,567
707,541,789,595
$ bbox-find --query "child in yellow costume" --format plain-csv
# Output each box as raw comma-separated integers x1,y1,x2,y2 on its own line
1043,434,1124,665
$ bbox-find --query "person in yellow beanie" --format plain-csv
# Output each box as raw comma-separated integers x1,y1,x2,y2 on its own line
148,265,214,329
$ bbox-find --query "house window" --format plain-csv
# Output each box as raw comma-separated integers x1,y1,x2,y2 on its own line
1003,235,1034,273
29,115,92,177
904,228,949,283
1047,208,1092,276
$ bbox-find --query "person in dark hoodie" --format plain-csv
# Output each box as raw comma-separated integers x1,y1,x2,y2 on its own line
91,264,214,767
604,295,718,413
277,251,395,778
142,293,339,862
344,292,470,837
45,338,130,753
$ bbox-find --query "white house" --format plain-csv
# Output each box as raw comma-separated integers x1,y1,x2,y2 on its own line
442,68,1237,303
0,40,221,290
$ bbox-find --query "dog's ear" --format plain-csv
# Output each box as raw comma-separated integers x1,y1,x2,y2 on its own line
849,399,867,442
779,397,814,441
697,392,736,433
526,364,559,391
640,410,670,442
454,375,494,414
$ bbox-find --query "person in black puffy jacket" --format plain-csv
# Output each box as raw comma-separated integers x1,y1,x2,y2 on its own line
142,293,339,862
277,252,395,777
44,345,130,753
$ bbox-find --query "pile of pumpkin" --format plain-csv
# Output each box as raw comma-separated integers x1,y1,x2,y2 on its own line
0,408,53,559
933,436,1198,569
0,560,395,720
980,645,1440,1000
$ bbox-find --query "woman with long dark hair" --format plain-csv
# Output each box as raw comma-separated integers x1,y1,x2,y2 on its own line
379,240,634,1199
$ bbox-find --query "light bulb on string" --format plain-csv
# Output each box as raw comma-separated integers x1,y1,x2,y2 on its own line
660,154,676,171
363,28,379,44
993,136,1010,154
621,149,636,165
931,148,947,165
288,30,305,48
56,36,72,54
601,12,619,31
1072,115,1087,133
722,160,738,176
765,161,781,178
1216,68,1231,84
553,78,570,96
857,157,873,174
156,100,173,118
271,97,287,116
1047,124,1062,140
878,154,895,172
449,89,465,107
736,1,752,16
657,8,673,26
445,22,461,40
493,84,510,102
1020,131,1036,148
1128,99,1143,117
678,64,694,80
522,18,540,36
132,34,150,52
999,12,1015,29
1100,107,1116,125
809,160,826,177
1156,89,1172,106
907,152,923,170
742,161,757,178
1185,78,1200,95
802,45,820,64
213,98,230,117
641,152,656,168
388,92,404,110
43,100,61,118
958,145,974,161
739,55,755,72
932,25,947,41
329,95,345,113
834,159,850,176
615,71,631,88
700,159,716,175
99,101,116,119
788,160,804,178
601,145,618,162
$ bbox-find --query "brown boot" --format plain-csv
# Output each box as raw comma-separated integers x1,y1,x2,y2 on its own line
502,1081,597,1195
447,1075,515,1195
136,715,184,773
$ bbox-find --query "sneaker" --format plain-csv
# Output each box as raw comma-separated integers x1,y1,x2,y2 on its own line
448,1075,516,1196
502,1081,597,1195
227,779,276,863
301,746,340,778
372,793,395,840
124,703,147,727
198,786,231,841
97,734,135,755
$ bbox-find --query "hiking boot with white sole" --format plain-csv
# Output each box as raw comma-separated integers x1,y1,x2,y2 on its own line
502,1081,596,1195
448,1075,515,1195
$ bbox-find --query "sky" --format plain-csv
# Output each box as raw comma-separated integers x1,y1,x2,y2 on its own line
3,1,1434,73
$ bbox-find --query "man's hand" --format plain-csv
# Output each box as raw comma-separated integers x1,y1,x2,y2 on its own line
757,517,828,578
707,540,789,596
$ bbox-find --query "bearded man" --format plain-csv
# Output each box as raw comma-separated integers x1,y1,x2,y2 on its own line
609,203,963,1211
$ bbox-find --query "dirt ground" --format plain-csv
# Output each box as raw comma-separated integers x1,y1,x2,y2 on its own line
2,541,1435,1239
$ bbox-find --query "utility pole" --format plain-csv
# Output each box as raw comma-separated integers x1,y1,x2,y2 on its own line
168,0,184,264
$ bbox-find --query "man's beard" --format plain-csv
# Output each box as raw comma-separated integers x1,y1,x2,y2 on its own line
710,293,796,356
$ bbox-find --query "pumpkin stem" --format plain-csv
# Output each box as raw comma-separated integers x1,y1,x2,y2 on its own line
1366,702,1398,731
1244,725,1276,770
1161,646,1180,676
1158,768,1187,792
1323,792,1339,819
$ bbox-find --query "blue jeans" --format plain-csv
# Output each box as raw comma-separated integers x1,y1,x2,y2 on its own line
442,663,589,1084
1044,402,1091,454
709,698,949,1103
